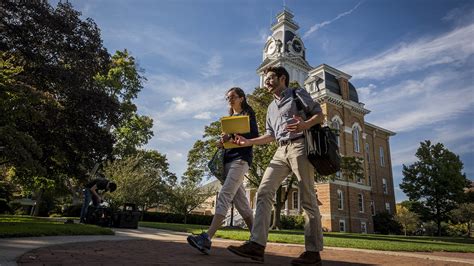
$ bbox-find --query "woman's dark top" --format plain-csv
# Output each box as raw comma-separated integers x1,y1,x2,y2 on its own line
223,112,259,167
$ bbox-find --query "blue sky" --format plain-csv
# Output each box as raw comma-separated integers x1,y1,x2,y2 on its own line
56,0,473,202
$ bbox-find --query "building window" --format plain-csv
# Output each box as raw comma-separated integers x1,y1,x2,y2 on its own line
331,117,341,147
357,174,364,184
382,178,388,194
365,143,370,162
385,202,391,213
361,222,367,234
368,175,372,186
337,189,344,210
370,200,375,216
339,219,346,232
353,127,360,153
292,191,299,209
379,146,385,167
358,193,364,213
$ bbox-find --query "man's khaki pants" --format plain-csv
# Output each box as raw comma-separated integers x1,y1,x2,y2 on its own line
250,138,323,252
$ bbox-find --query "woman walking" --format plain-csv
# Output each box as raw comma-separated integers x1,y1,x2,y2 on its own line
187,87,258,254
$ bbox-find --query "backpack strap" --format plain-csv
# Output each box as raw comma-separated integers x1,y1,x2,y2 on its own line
291,88,305,114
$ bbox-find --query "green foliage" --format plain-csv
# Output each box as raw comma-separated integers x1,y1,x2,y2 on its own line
142,212,213,225
373,212,402,235
1,1,119,198
103,150,173,210
449,203,474,237
163,181,216,224
246,87,277,187
400,140,468,236
0,215,113,238
280,215,305,230
140,221,474,252
395,204,420,236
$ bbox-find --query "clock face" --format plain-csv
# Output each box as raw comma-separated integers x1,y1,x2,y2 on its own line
292,40,302,53
267,41,276,55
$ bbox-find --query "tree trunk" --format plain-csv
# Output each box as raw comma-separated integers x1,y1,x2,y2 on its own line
230,202,234,227
32,188,44,216
272,186,283,230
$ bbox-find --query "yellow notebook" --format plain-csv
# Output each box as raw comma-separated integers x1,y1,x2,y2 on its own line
220,115,250,149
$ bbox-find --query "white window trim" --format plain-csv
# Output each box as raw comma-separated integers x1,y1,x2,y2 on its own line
361,222,367,234
339,219,346,232
379,146,385,167
385,202,391,213
382,178,388,194
337,189,344,210
331,116,343,147
370,200,375,216
358,193,364,213
352,123,362,153
292,191,299,209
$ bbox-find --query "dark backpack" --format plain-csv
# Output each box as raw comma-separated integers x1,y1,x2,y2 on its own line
292,89,341,175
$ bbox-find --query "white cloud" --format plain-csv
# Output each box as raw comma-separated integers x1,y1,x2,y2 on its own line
201,55,223,77
364,70,474,133
340,23,474,80
303,1,362,39
193,112,213,120
172,97,188,111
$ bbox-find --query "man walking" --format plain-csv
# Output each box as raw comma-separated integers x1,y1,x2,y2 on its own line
228,66,324,265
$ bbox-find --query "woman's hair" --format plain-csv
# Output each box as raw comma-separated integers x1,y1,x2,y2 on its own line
227,87,255,116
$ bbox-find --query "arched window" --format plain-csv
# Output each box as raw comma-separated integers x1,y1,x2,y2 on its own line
353,126,360,153
332,120,341,147
331,116,343,146
337,189,344,210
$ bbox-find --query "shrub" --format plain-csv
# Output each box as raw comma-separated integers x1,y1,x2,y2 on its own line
0,199,12,214
280,215,305,230
446,223,468,237
373,212,402,234
61,204,82,217
142,212,213,225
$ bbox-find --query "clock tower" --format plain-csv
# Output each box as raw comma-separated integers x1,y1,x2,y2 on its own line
257,9,312,87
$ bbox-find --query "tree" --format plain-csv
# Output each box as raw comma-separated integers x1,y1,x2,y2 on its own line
1,2,151,215
395,203,420,236
373,212,402,235
103,150,174,211
400,141,469,236
449,203,474,237
164,180,216,224
1,2,118,213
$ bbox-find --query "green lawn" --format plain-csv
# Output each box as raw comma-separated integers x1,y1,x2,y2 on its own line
0,215,114,238
139,221,474,253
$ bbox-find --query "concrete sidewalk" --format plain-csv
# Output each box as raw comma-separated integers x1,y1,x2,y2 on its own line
1,227,473,265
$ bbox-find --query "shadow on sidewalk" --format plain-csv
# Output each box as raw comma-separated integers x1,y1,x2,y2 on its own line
17,239,371,265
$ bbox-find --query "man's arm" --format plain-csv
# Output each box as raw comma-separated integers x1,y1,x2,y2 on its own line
90,184,101,201
233,134,275,147
287,111,324,133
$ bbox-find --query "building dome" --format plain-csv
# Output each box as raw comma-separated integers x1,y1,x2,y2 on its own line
322,71,359,103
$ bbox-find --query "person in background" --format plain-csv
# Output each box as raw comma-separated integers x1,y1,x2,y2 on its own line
187,87,258,255
79,176,117,223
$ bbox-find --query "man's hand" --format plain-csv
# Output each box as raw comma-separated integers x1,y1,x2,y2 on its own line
233,134,251,146
286,115,307,133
